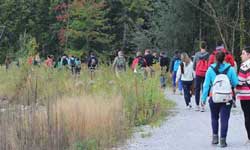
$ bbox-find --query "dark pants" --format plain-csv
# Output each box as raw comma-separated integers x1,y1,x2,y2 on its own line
240,100,250,140
195,76,205,106
182,81,193,106
209,98,232,138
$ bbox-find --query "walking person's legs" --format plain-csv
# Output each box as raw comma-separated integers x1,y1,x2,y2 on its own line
209,98,220,144
219,102,232,147
172,71,177,93
195,76,204,110
182,81,192,107
241,100,250,141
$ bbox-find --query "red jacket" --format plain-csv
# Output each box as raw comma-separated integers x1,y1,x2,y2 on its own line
208,48,235,67
131,56,147,70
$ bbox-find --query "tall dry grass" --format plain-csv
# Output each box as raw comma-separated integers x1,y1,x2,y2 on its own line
0,64,174,150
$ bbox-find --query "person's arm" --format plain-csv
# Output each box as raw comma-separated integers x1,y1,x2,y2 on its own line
193,53,198,70
170,58,175,73
201,67,212,103
229,67,239,88
176,65,181,83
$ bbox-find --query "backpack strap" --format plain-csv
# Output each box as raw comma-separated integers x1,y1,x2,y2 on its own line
211,66,230,75
222,66,231,74
211,66,219,75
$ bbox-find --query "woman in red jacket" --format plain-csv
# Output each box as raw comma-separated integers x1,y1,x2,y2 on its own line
236,47,250,144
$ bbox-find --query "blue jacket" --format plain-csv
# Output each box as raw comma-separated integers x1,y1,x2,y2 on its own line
170,56,181,73
201,63,238,103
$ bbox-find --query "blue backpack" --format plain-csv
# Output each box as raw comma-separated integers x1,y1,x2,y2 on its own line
173,59,181,72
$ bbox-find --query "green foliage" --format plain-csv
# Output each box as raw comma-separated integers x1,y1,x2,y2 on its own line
17,32,38,58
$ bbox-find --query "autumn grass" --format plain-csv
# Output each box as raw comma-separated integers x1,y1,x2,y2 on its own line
0,64,174,150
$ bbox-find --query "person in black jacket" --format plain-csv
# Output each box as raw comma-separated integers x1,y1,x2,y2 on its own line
159,51,170,89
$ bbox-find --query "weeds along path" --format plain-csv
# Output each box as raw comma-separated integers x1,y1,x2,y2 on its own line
116,88,249,150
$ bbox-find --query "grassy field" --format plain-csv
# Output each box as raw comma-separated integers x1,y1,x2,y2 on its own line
0,64,174,150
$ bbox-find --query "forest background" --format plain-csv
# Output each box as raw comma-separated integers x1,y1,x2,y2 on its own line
0,0,249,63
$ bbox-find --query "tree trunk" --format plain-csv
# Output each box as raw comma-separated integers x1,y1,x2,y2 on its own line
240,0,245,50
204,0,228,50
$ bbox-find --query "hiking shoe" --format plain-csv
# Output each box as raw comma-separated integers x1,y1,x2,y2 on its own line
188,103,192,109
220,138,227,148
195,106,200,111
212,135,219,145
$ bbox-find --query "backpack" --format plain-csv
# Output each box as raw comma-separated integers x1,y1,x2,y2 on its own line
211,66,232,103
116,57,126,70
196,58,208,77
70,58,76,67
62,58,68,66
173,59,181,72
88,57,98,68
137,57,146,68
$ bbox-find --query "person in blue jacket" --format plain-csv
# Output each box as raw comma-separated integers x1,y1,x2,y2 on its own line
170,50,183,94
201,51,238,147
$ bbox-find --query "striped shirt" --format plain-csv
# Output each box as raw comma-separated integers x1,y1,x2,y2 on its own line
236,59,250,100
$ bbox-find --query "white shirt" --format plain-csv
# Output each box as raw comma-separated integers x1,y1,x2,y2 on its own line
176,61,194,82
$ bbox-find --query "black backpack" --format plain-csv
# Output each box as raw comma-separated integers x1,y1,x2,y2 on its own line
62,58,68,66
137,57,146,68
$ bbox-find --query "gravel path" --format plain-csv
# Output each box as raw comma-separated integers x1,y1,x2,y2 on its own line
116,88,250,150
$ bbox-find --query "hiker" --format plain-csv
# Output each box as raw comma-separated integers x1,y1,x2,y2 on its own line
54,57,62,69
193,41,209,111
45,55,53,68
176,52,194,108
131,51,147,78
208,41,235,67
75,57,81,75
170,50,182,94
33,53,41,66
236,47,250,145
112,50,126,77
144,49,154,77
61,55,68,67
201,51,238,147
152,51,159,64
87,51,98,70
69,55,76,75
87,51,98,79
4,56,11,71
159,51,169,89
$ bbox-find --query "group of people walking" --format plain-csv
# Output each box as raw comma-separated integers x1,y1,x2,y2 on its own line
174,41,250,147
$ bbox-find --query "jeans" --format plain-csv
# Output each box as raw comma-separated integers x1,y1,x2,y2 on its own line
240,100,250,140
195,76,205,106
209,98,232,138
182,81,193,106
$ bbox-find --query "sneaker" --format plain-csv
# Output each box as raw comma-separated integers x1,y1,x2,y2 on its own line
195,106,200,111
200,106,205,112
220,138,227,148
212,134,219,145
189,104,192,109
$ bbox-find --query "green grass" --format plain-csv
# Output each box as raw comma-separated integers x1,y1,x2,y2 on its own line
0,64,174,150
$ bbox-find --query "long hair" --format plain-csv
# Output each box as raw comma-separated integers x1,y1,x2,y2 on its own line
180,52,190,74
215,51,225,71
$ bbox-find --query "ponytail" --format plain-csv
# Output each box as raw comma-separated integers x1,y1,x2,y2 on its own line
215,51,225,72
